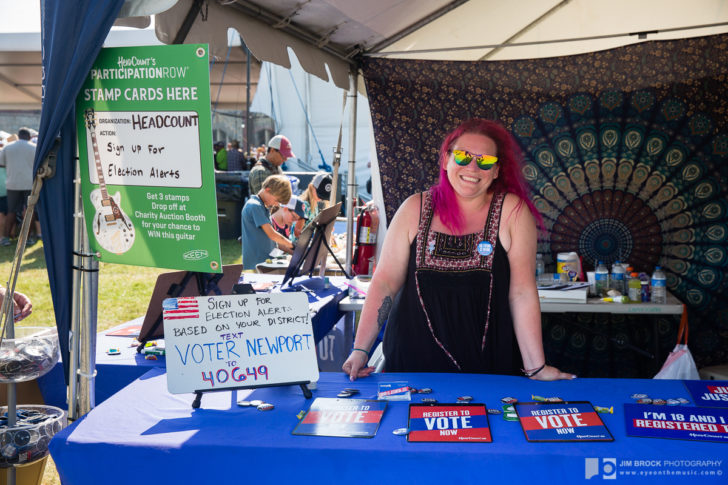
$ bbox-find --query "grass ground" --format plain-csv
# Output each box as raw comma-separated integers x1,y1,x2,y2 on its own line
0,238,242,485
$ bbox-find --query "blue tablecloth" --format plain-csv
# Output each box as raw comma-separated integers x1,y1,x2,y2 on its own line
36,317,164,409
50,370,727,484
37,276,346,409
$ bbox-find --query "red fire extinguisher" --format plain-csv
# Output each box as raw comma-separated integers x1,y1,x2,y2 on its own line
352,203,378,276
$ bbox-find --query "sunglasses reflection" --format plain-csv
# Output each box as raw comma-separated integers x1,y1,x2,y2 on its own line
452,149,498,170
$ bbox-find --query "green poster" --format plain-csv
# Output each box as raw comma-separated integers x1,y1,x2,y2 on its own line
76,44,222,273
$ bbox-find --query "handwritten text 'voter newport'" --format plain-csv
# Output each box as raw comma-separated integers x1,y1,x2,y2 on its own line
172,296,313,365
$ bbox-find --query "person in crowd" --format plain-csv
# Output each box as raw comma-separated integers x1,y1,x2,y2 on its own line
214,141,227,171
342,119,575,381
0,284,32,322
0,128,38,246
227,140,246,171
271,195,306,240
365,161,372,195
300,172,332,222
248,135,294,194
255,145,266,160
241,174,294,270
245,153,257,171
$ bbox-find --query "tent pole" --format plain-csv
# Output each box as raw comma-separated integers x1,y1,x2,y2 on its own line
342,68,358,362
344,69,358,275
172,0,204,44
77,223,98,415
68,152,99,418
245,40,251,151
68,160,83,420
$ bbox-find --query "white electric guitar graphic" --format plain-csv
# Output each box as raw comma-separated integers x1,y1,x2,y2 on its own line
84,108,135,254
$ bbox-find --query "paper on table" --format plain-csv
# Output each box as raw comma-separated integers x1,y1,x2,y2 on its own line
105,325,142,337
538,285,588,303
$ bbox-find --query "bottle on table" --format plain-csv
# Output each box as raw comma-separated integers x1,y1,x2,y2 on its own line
595,261,609,297
628,272,641,302
535,254,545,279
610,261,626,295
641,280,650,302
651,266,667,304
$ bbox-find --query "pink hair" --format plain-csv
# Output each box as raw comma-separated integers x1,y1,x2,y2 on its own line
430,118,543,233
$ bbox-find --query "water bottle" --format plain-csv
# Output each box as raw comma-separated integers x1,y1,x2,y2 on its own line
610,261,626,295
628,272,641,302
595,261,609,297
535,254,545,279
651,266,667,304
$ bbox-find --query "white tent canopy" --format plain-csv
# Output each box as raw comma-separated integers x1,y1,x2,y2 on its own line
4,0,727,116
0,19,260,110
152,0,728,255
155,0,728,89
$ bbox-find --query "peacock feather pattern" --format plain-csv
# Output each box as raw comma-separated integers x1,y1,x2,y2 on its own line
363,33,728,372
512,89,727,312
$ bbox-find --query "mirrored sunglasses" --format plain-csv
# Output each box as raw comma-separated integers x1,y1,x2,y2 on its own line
452,149,498,170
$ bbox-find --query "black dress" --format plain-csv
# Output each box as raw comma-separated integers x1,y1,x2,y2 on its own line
382,191,522,374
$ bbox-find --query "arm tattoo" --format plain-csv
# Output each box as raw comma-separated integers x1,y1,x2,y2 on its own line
376,296,393,330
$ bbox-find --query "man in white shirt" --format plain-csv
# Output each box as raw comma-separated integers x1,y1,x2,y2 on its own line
0,128,36,246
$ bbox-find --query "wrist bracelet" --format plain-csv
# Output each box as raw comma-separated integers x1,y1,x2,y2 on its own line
522,363,546,377
352,348,370,357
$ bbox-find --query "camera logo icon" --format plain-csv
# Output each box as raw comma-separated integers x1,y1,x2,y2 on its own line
585,458,617,479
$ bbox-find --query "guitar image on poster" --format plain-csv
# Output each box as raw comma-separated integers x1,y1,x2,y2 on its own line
84,108,136,254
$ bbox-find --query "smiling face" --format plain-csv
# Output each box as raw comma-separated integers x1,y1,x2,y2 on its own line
444,132,499,200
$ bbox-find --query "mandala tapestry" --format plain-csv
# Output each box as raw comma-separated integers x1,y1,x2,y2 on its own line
362,33,728,373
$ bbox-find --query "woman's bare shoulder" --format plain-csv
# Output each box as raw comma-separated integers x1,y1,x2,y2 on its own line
502,193,534,224
398,192,426,213
391,192,426,238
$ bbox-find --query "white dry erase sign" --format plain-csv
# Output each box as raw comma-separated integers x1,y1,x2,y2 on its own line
162,292,318,394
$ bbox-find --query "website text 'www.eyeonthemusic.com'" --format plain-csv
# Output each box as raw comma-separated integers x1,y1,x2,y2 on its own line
585,457,724,479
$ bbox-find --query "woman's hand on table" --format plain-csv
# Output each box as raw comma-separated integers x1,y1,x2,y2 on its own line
529,365,576,381
342,351,375,381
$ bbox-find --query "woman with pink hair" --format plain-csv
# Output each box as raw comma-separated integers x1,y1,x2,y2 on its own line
343,119,574,381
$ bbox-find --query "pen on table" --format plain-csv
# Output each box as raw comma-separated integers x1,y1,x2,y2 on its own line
342,281,367,297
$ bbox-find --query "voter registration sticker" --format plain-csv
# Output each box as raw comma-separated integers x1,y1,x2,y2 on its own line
477,241,493,256
292,398,387,438
407,403,492,443
514,401,613,442
378,381,411,401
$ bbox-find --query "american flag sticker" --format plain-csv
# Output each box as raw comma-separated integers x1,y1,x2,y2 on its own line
163,297,200,320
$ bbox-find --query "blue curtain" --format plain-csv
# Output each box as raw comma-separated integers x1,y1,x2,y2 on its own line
34,0,125,383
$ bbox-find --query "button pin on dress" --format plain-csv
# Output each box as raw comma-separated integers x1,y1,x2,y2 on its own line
477,241,493,256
